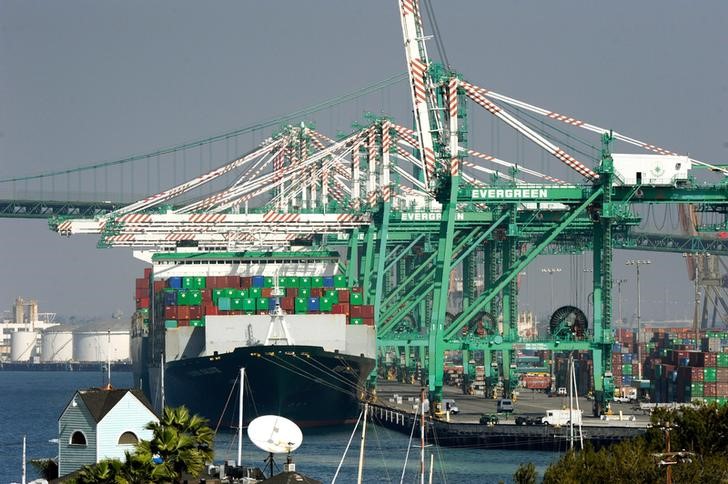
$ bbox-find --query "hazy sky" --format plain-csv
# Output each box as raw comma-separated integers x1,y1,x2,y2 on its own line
1,1,727,322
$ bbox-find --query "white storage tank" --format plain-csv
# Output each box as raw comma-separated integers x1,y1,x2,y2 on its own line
41,329,74,362
73,329,130,362
11,331,38,362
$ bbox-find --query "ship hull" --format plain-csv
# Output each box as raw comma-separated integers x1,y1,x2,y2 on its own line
163,344,374,428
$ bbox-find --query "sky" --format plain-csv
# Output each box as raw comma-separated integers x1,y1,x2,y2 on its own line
1,1,727,323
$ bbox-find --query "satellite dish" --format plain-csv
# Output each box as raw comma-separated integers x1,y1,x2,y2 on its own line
247,415,303,454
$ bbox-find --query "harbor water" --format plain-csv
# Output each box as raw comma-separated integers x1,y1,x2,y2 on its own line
0,371,558,483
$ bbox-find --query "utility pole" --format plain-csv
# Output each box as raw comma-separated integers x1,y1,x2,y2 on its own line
626,259,650,379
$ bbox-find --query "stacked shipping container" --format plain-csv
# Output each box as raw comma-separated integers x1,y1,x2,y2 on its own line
134,271,375,330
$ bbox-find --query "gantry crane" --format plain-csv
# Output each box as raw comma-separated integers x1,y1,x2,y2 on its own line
49,0,728,415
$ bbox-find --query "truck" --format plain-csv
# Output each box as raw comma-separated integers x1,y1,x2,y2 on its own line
613,386,637,403
541,409,582,426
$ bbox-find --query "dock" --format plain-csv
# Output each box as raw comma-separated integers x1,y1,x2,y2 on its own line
370,381,648,451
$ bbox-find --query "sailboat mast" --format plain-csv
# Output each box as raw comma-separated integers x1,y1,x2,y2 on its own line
238,367,245,467
420,387,426,484
356,402,369,484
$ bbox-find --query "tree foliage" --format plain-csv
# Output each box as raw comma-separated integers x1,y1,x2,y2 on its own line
542,403,728,484
513,462,538,484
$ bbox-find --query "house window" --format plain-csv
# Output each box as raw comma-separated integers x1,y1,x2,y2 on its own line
118,431,139,445
70,431,87,446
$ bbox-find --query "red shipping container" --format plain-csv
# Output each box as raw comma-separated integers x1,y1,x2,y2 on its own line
261,288,273,298
201,290,212,303
154,280,166,294
363,318,374,326
717,368,728,382
286,287,299,298
310,287,323,298
337,290,350,303
178,319,190,327
136,297,150,309
135,288,149,299
360,305,374,318
189,306,202,319
206,277,218,289
240,276,251,289
177,306,190,319
705,353,718,367
332,303,350,315
165,306,177,319
350,306,363,318
718,382,728,396
280,297,295,312
705,383,718,397
204,304,218,316
692,367,705,381
144,267,152,279
136,277,150,289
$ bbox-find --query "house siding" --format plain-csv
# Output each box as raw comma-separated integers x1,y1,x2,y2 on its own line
58,394,97,477
97,392,157,462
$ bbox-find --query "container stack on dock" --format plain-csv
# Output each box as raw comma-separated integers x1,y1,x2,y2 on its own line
643,329,728,404
133,270,374,330
611,328,643,391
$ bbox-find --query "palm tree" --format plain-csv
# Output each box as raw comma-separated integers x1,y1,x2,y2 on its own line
72,458,125,484
134,406,214,482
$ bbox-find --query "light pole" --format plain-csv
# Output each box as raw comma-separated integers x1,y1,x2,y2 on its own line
626,259,651,379
614,279,627,325
541,267,562,312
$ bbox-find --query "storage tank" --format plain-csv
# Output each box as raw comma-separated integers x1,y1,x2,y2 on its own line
11,331,38,362
41,330,74,362
73,329,130,362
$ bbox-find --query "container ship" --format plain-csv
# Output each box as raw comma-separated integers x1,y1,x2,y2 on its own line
130,249,376,428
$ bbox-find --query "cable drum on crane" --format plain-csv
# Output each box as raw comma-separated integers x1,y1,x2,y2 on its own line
549,305,588,339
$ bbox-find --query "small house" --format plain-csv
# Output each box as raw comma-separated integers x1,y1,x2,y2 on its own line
58,387,158,477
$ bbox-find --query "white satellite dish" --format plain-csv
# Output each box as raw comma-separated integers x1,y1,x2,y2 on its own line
247,415,303,454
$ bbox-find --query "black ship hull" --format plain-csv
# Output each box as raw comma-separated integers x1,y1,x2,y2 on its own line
163,344,375,428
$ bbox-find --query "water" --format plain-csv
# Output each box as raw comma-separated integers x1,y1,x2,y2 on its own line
0,371,559,483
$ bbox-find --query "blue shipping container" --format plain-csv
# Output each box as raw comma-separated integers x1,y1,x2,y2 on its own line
164,292,177,306
168,277,183,289
623,354,633,364
322,276,335,288
218,297,232,311
307,297,320,311
268,299,277,310
252,275,265,288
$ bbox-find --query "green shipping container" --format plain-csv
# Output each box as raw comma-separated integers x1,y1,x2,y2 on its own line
295,297,308,313
717,397,728,406
350,292,363,305
298,288,311,297
287,276,300,288
176,290,190,306
718,354,728,368
212,289,225,303
320,297,333,312
691,382,704,397
243,298,256,311
194,277,206,289
350,317,364,325
164,320,178,329
309,277,322,288
325,290,339,303
705,368,718,382
622,364,633,375
183,277,195,289
231,298,244,310
264,276,274,288
235,289,249,299
257,297,269,310
138,308,150,316
300,277,313,288
189,290,203,305
249,287,262,298
224,288,236,297
190,319,204,327
334,275,347,288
